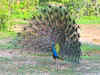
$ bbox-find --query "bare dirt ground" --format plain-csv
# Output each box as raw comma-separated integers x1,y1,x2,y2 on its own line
80,24,100,45
0,24,100,75
0,51,100,75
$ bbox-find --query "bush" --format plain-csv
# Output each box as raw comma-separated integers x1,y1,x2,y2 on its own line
0,0,9,31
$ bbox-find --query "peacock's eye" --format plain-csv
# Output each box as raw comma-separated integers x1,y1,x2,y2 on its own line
69,25,71,28
65,12,68,15
48,5,51,8
72,26,74,30
78,25,80,28
49,11,53,15
78,34,80,38
24,27,26,31
69,17,71,21
32,16,35,19
38,15,41,19
43,9,46,13
59,12,63,16
45,16,48,20
59,6,62,8
55,9,58,12
73,20,75,24
75,28,77,31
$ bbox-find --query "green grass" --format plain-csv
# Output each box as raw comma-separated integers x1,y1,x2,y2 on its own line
0,57,11,62
0,31,19,49
77,16,100,24
0,32,16,39
0,43,21,50
81,43,100,51
81,54,100,60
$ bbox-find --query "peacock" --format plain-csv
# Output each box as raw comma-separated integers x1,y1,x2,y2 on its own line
34,5,82,64
18,5,81,65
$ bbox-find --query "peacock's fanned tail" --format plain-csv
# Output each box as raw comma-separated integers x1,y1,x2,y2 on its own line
17,5,81,64
36,5,81,64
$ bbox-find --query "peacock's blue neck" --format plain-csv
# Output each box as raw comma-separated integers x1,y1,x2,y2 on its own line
51,40,58,57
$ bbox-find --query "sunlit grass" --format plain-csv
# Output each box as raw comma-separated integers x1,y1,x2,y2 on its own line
81,43,100,51
0,32,16,39
77,16,100,24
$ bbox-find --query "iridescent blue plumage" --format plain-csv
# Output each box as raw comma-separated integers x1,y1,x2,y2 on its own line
51,41,58,57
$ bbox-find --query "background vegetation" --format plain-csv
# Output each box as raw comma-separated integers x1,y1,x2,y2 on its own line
0,0,100,32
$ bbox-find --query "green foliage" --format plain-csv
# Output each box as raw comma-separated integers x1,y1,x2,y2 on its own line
0,32,23,49
0,0,9,31
0,15,8,31
0,0,100,32
10,1,37,19
0,0,40,32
